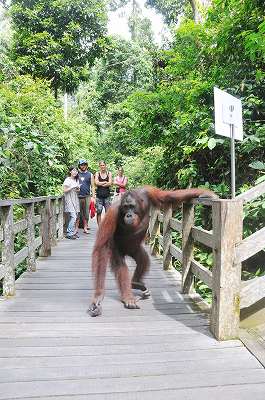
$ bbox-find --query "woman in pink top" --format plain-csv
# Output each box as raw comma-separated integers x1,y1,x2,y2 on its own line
114,167,128,196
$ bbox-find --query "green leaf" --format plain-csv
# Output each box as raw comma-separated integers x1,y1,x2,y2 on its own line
249,161,265,170
207,138,216,150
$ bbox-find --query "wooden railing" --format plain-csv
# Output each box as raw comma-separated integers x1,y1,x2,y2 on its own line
236,181,265,309
149,183,265,340
0,196,64,297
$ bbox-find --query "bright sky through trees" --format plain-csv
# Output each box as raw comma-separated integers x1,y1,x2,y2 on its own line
108,0,168,44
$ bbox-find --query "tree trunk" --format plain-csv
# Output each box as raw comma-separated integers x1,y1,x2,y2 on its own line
64,92,68,120
189,0,212,23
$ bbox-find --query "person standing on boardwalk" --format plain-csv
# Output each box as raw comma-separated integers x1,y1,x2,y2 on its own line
76,159,95,234
113,167,128,198
63,166,80,240
95,160,112,225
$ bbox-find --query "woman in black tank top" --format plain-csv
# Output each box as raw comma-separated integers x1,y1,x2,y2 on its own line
97,172,110,198
95,161,113,225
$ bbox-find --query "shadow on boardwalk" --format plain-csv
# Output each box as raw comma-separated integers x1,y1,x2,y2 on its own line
0,220,265,399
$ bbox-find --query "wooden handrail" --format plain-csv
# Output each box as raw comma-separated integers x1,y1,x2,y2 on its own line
236,180,265,203
0,195,62,207
0,195,64,297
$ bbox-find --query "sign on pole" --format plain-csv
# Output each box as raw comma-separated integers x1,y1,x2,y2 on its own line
214,87,243,198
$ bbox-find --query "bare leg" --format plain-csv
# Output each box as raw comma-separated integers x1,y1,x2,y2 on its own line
74,216,80,235
96,213,102,226
131,246,151,298
83,217,89,233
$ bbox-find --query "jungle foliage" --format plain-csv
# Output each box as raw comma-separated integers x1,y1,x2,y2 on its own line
83,0,265,194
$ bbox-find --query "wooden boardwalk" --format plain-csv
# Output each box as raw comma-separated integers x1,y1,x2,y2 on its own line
0,221,265,399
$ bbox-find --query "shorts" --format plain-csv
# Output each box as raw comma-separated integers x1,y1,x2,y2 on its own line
96,197,111,214
79,196,90,221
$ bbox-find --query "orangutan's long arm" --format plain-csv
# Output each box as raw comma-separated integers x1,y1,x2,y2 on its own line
143,186,217,208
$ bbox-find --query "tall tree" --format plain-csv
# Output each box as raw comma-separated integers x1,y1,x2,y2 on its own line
146,0,211,24
10,0,107,97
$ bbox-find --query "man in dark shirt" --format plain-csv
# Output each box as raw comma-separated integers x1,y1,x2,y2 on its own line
75,160,95,234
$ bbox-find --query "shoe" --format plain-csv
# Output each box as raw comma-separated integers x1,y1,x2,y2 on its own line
83,229,89,234
66,235,77,240
73,232,80,238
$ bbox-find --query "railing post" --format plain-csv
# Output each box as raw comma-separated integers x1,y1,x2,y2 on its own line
25,203,36,272
163,205,172,270
211,199,243,340
149,206,160,256
182,203,195,294
2,205,15,296
57,198,64,240
39,198,51,257
50,199,57,246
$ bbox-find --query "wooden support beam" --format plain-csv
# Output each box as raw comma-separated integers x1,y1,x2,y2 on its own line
211,199,243,340
57,198,64,240
39,199,51,257
50,199,57,246
25,203,36,272
182,203,195,294
149,207,160,256
163,206,172,270
1,205,15,297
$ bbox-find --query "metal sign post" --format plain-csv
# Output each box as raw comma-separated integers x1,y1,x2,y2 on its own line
230,121,236,198
214,88,243,198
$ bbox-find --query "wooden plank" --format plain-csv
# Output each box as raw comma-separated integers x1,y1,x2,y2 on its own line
13,219,27,234
191,226,213,248
0,369,265,399
191,197,219,206
14,247,29,266
0,195,63,207
241,276,265,308
190,259,213,289
240,328,265,367
12,385,265,400
170,217,182,232
0,197,47,207
34,236,42,250
0,354,259,383
0,347,248,368
0,336,242,348
236,227,265,263
169,244,183,262
236,180,265,203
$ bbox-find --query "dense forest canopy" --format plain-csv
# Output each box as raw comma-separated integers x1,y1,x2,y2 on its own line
0,0,264,200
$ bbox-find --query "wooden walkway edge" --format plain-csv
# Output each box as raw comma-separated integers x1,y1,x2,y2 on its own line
0,221,265,399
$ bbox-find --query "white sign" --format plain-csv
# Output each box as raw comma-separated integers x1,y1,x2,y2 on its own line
214,87,243,141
